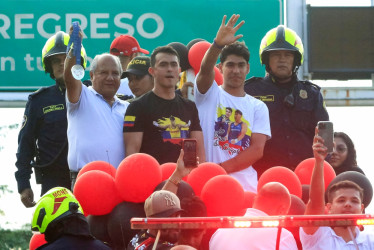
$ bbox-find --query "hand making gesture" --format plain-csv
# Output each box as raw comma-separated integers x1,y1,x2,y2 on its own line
214,14,245,48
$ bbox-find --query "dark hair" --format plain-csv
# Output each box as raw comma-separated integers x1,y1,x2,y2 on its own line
327,180,363,203
219,41,250,64
332,132,357,167
150,46,180,67
226,107,232,112
235,109,243,116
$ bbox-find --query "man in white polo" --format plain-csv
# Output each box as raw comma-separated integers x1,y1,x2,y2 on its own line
64,26,129,189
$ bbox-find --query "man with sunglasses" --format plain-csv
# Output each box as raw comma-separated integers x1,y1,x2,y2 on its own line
244,25,328,178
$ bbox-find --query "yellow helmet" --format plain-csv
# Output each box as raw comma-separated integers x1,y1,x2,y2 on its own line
31,187,84,233
259,25,304,70
41,31,87,77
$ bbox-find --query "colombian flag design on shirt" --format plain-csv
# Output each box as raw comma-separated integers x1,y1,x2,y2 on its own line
124,115,135,127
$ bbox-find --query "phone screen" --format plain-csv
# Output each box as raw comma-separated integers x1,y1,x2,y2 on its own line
183,139,197,167
317,121,334,153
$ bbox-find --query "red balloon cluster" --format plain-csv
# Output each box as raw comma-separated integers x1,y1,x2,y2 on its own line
116,153,162,203
29,233,47,250
74,170,121,215
73,153,163,215
295,158,336,191
258,166,302,198
201,175,244,216
187,162,227,196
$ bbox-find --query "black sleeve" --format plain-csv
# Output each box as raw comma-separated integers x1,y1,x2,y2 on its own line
123,101,145,133
15,96,38,193
314,89,329,122
189,102,202,132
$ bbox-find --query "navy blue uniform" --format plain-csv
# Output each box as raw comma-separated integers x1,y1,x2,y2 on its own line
15,83,70,195
244,75,329,177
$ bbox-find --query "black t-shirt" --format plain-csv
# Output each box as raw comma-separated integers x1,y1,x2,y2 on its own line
124,91,201,164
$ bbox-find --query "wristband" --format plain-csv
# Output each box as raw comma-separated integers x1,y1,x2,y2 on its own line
213,39,224,49
168,178,180,186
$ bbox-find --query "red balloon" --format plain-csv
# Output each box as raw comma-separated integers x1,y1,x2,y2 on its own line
201,175,244,216
116,153,162,203
187,162,227,196
29,233,47,250
74,170,122,215
295,158,336,191
77,161,116,179
258,166,302,198
188,41,211,72
214,67,223,86
243,191,256,209
160,162,177,181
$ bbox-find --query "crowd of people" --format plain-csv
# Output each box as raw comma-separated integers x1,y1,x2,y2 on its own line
15,14,373,250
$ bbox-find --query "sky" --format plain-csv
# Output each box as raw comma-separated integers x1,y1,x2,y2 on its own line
1,0,374,231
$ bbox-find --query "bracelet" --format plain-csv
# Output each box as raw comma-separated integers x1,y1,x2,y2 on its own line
212,39,224,49
168,178,180,186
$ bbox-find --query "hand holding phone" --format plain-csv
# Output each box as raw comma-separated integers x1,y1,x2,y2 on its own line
182,139,197,167
317,121,334,153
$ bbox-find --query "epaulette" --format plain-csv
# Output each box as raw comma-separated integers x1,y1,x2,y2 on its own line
298,80,321,90
29,87,49,98
244,77,263,85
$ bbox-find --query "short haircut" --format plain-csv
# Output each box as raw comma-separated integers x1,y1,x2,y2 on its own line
150,46,180,67
226,107,232,112
235,109,243,116
327,180,364,203
219,41,250,64
90,53,122,75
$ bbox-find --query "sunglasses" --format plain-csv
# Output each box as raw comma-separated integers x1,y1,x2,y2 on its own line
334,145,347,154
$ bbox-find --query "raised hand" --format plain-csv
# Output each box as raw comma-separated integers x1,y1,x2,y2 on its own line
215,14,245,47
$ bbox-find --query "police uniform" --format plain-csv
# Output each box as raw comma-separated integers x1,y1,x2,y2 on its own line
15,83,70,195
244,75,329,177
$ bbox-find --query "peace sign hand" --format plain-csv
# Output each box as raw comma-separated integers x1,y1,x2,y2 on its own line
215,14,245,47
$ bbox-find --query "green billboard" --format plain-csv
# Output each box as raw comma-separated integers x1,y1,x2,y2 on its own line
0,0,282,91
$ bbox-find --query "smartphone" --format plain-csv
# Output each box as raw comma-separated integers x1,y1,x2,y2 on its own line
317,121,334,153
182,139,197,167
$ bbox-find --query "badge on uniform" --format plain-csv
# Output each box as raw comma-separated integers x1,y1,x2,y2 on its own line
21,115,27,129
299,89,308,99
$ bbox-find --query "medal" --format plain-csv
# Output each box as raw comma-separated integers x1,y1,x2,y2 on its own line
67,22,85,80
71,64,85,80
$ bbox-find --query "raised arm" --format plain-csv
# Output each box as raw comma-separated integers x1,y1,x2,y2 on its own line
64,25,83,103
162,149,193,194
303,127,328,235
196,14,244,94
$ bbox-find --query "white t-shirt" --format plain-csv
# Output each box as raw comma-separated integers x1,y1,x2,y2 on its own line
300,226,374,250
67,85,129,171
117,78,134,98
210,208,298,250
194,80,271,192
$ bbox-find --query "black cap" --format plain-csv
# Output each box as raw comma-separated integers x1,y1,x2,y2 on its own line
123,56,150,78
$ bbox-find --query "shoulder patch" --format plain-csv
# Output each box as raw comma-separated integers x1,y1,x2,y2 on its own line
21,115,27,129
299,80,321,90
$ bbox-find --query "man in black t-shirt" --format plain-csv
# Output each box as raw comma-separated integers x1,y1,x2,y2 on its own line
123,46,205,164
